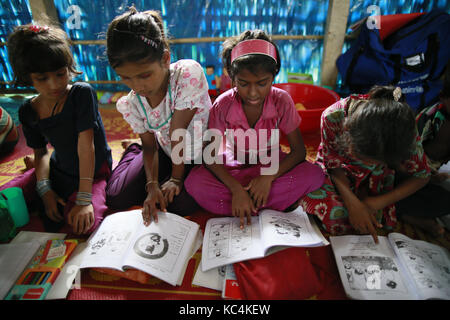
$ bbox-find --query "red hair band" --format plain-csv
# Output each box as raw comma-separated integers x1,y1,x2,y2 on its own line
230,39,277,64
29,25,49,33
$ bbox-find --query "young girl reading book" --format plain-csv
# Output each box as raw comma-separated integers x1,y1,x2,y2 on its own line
185,30,325,228
104,7,212,225
300,86,431,243
4,23,112,235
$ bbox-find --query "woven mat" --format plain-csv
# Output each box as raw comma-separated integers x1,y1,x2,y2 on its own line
1,107,448,300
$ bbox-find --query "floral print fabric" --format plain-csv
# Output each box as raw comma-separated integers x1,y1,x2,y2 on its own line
300,96,430,235
116,59,212,162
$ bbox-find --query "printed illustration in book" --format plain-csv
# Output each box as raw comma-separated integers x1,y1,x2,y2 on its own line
201,207,328,272
330,233,450,300
80,209,200,286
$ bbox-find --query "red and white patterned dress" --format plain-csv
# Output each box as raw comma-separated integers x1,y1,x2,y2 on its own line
300,96,431,235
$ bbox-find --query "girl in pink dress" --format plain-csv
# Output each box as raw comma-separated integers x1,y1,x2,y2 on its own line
185,30,325,228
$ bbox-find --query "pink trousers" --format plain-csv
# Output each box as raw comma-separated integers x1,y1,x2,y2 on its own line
185,154,325,215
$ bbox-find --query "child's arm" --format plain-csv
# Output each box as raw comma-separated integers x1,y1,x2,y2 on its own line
245,127,306,208
141,131,166,225
68,128,95,235
362,175,430,211
163,108,198,203
330,168,382,244
34,147,66,222
422,119,450,163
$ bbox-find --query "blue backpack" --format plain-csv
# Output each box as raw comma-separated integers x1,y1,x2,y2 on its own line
336,10,450,113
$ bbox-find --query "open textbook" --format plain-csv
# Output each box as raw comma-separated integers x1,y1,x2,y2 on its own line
201,207,327,272
330,233,450,300
80,209,200,286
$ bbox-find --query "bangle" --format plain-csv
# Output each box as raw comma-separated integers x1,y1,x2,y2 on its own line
145,180,159,192
36,179,52,197
169,177,182,184
75,191,92,206
79,177,93,181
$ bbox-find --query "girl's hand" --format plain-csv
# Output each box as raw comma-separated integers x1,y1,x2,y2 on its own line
231,186,257,229
161,179,181,204
244,175,275,209
347,200,382,244
42,190,66,222
431,172,450,184
142,185,167,226
68,204,94,235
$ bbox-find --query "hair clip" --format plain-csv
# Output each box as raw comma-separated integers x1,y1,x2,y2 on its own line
140,35,158,48
29,25,49,33
393,87,402,102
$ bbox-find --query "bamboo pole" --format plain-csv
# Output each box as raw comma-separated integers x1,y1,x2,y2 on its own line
1,34,356,47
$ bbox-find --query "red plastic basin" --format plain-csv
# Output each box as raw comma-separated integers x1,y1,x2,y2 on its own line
273,83,340,134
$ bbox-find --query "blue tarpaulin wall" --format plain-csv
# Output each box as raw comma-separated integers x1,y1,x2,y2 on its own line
1,0,449,91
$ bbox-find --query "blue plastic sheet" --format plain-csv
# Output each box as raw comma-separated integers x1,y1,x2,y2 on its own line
1,0,449,91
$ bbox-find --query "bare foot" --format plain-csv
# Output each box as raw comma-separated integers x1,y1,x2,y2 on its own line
121,139,140,150
23,156,35,171
401,215,445,237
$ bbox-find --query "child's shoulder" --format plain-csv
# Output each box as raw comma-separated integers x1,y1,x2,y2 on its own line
171,59,203,74
71,81,94,91
212,88,236,108
18,98,36,124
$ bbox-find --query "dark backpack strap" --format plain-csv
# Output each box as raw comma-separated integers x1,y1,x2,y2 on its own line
391,54,402,85
345,46,365,90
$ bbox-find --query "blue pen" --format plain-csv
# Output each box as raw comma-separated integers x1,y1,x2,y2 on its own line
40,272,51,285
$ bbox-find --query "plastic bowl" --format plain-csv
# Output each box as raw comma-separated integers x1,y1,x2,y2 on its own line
273,83,340,134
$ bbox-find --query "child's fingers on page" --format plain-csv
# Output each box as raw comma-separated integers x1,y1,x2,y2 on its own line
240,211,246,229
366,221,378,244
150,206,159,223
142,205,151,226
246,210,252,226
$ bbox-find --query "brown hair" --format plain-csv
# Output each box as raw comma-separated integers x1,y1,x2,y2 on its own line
106,6,169,68
7,23,81,87
342,86,416,167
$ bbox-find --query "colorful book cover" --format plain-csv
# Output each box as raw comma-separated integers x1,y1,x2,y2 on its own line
5,239,77,300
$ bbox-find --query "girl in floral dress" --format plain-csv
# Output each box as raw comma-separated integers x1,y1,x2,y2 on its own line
300,86,431,243
104,7,211,224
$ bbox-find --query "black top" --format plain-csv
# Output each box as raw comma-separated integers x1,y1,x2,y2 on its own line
19,82,112,197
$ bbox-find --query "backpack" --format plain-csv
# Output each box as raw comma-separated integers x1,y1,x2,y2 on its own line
336,10,450,113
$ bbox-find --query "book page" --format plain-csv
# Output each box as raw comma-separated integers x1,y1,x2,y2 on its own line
201,217,263,272
123,211,200,286
330,235,414,300
437,161,450,191
389,232,450,300
0,242,41,300
80,209,142,270
192,265,226,291
259,207,326,252
10,231,66,245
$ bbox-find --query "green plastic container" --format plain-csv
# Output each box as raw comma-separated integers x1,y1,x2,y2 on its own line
0,187,29,228
0,201,16,242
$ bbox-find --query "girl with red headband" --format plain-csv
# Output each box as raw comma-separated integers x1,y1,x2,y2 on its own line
185,30,325,228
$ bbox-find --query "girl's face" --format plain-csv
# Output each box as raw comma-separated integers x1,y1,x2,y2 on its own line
234,68,273,109
115,52,170,98
30,67,70,101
